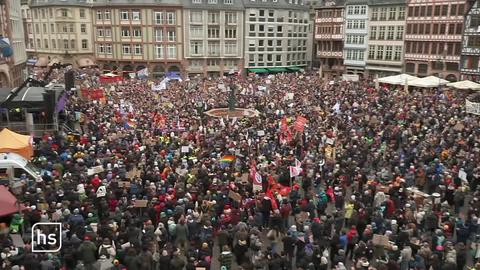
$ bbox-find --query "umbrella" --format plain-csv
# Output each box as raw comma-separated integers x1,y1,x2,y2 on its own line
446,80,480,90
0,185,26,217
409,76,449,88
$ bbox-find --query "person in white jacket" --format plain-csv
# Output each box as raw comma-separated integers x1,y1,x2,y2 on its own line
98,238,116,261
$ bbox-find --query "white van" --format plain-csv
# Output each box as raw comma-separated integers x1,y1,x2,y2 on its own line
0,153,42,184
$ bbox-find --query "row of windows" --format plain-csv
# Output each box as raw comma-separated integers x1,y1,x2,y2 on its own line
316,25,342,35
371,7,405,21
31,23,87,34
368,45,402,61
96,10,177,25
406,23,463,36
407,4,465,18
345,35,365,45
370,26,403,41
97,44,178,59
32,8,86,20
345,49,364,61
248,39,307,47
189,60,238,68
405,41,461,56
31,38,88,50
317,41,342,52
346,5,367,16
316,9,342,18
248,53,306,62
192,0,233,4
190,11,237,24
190,41,238,55
346,20,366,30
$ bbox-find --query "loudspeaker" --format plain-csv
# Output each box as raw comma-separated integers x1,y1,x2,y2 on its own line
64,70,74,92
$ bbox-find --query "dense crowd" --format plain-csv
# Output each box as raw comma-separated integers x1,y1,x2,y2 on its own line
1,69,480,270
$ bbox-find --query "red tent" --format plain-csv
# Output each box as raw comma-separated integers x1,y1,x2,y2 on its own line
0,185,26,217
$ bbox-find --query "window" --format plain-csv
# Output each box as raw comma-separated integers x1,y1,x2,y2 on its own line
468,36,480,48
121,28,131,37
105,10,111,20
224,0,233,4
134,44,142,55
71,40,75,49
396,26,404,40
43,24,47,33
434,5,441,16
132,11,141,21
167,45,176,59
378,26,385,40
425,24,431,34
61,9,68,17
225,42,236,54
81,24,86,33
225,28,236,38
394,46,402,61
98,44,104,53
44,39,48,49
42,9,46,18
347,6,353,15
420,6,426,17
156,45,164,58
207,60,219,66
191,11,202,23
49,8,52,18
377,45,384,60
80,9,85,18
433,23,439,34
426,6,432,16
347,20,352,29
192,0,201,3
440,23,446,34
105,28,112,37
52,39,56,49
389,7,396,20
82,39,88,49
368,45,375,59
190,26,202,38
458,4,464,15
450,4,457,16
167,30,176,41
69,24,74,32
371,8,378,21
208,12,219,24
154,12,165,24
167,12,176,24
456,23,463,35
133,28,142,37
353,20,359,29
360,6,366,15
448,24,455,35
155,29,164,41
106,44,112,54
370,26,377,40
387,26,394,40
50,24,55,33
35,24,39,34
207,27,219,38
225,12,237,24
62,24,67,33
441,5,448,16
380,8,387,20
414,6,419,17
190,41,203,55
121,10,129,20
385,46,393,60
63,39,69,49
208,0,217,3
122,44,131,54
97,10,103,20
207,42,220,56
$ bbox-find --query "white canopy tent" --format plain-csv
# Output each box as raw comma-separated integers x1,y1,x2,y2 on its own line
409,76,449,88
446,80,480,90
377,74,419,85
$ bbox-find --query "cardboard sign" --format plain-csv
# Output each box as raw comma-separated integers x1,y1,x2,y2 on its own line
458,169,467,181
134,200,148,207
257,130,265,137
87,165,104,176
372,234,390,247
118,181,131,188
228,190,242,202
37,203,49,211
126,168,141,179
181,146,190,153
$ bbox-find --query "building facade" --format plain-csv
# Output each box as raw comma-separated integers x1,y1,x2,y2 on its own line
92,0,184,78
0,0,27,87
343,0,368,76
366,0,405,77
183,0,244,77
243,0,311,72
314,0,345,77
404,0,467,81
460,0,480,81
27,0,95,68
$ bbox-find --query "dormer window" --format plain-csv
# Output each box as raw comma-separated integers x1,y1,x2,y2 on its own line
192,0,201,3
224,0,233,4
208,0,217,4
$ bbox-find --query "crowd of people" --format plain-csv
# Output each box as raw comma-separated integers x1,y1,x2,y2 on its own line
1,68,480,270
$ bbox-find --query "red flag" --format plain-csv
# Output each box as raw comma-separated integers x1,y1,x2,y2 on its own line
289,166,302,178
280,117,288,133
265,188,278,210
294,116,308,132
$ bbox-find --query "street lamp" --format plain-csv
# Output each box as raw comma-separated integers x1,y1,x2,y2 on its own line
436,55,445,90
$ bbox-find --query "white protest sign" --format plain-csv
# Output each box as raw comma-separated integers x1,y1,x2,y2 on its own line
466,99,480,115
181,146,190,153
87,165,104,176
96,186,106,198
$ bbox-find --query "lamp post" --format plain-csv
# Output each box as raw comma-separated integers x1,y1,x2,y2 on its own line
436,55,445,91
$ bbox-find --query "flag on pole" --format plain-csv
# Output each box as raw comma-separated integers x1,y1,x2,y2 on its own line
295,158,302,168
293,116,308,132
289,166,302,178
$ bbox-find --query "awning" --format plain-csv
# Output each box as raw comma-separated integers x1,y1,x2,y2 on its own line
287,66,302,71
77,58,96,68
26,59,37,66
248,68,268,73
267,67,287,73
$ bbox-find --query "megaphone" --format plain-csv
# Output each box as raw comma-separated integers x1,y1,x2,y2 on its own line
0,37,13,58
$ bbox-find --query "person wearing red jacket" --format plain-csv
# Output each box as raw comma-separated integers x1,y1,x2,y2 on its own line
346,225,359,260
91,174,101,190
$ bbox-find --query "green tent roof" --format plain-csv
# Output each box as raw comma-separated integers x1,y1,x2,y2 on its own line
248,68,268,73
287,66,302,71
267,67,288,72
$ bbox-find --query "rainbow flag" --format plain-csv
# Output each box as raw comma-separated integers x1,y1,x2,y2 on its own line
125,119,137,129
219,155,235,168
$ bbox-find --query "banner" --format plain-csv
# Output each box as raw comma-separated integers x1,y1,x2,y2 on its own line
466,99,480,115
294,116,308,132
250,161,263,192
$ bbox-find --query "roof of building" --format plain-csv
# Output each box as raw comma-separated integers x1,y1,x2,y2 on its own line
31,0,93,7
345,0,367,5
241,0,309,10
313,0,345,9
92,0,182,7
367,0,405,6
183,0,243,10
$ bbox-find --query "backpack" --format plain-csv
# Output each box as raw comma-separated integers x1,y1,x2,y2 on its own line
99,246,110,258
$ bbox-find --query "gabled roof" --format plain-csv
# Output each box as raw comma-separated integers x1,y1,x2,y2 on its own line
183,0,244,10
